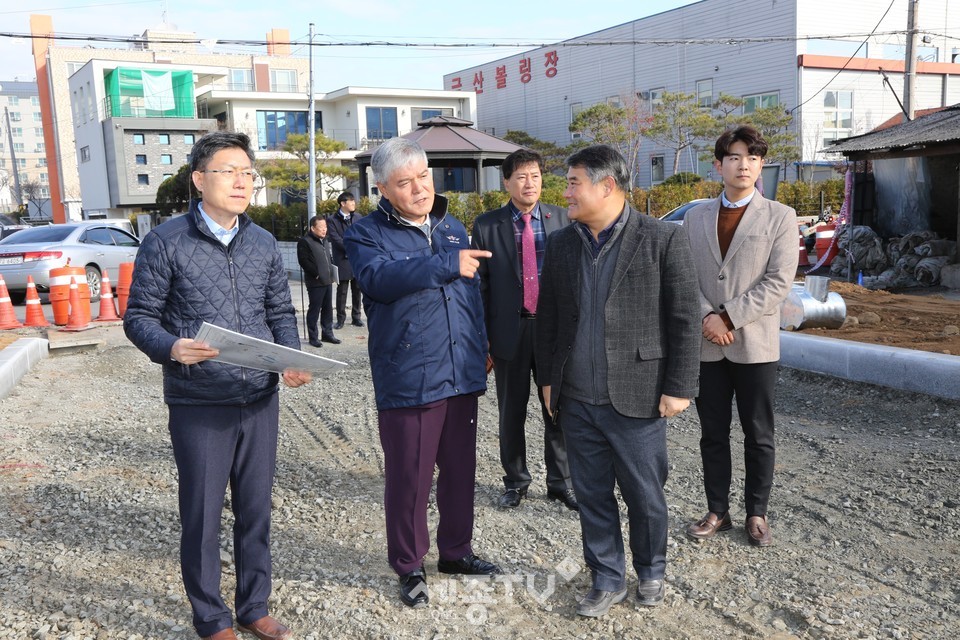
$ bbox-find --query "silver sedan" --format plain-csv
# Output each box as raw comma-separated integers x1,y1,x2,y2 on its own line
0,223,140,304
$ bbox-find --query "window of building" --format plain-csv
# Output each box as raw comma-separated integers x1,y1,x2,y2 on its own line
137,174,149,186
0,159,5,168
34,128,43,137
160,154,173,165
163,173,174,181
37,158,47,167
136,154,147,165
35,143,44,153
365,107,399,141
606,95,621,107
255,110,322,150
158,133,170,144
33,112,42,122
0,143,3,152
39,186,49,198
269,69,298,92
9,112,21,122
13,143,24,153
66,62,84,76
822,90,854,147
80,146,91,162
39,173,48,183
17,158,26,169
31,96,40,106
648,88,664,108
7,96,18,105
229,69,254,91
696,79,713,109
570,102,584,140
743,92,779,114
651,155,665,183
411,107,454,123
184,133,195,144
133,133,145,145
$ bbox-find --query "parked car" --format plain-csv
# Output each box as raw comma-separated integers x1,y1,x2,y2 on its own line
659,198,711,224
0,225,29,240
0,223,140,304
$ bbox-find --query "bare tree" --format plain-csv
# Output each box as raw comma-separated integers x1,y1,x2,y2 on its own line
20,180,50,219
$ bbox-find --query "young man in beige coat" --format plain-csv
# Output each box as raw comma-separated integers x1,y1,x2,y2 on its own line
683,125,799,547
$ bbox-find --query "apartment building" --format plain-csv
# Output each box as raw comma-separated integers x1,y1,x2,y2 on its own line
0,81,51,217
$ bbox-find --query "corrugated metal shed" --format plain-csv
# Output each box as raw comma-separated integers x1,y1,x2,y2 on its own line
827,104,960,159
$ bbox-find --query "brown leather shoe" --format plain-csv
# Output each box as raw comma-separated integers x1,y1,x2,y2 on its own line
202,629,238,640
746,515,773,547
238,616,292,640
686,511,733,540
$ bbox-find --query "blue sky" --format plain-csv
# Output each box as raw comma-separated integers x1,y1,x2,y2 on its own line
1,0,693,90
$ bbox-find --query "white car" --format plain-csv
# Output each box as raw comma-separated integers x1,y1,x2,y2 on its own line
0,223,140,304
659,198,712,224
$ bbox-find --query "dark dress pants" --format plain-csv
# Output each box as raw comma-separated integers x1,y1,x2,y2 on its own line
561,399,668,591
167,392,279,637
695,359,778,517
493,317,570,493
378,394,478,575
306,284,334,341
335,278,362,325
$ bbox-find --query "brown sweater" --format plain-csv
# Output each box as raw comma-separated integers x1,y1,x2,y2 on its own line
713,202,748,331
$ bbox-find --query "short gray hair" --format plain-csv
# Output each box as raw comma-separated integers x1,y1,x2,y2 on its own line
566,144,631,194
371,137,427,185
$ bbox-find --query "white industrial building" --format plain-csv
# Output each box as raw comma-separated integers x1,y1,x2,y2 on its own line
444,0,960,185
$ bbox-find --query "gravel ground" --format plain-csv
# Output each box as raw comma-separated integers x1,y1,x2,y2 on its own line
1,305,959,639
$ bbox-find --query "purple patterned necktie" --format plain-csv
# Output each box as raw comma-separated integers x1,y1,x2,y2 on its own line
521,213,539,313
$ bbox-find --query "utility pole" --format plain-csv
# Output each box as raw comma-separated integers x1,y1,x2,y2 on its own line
903,0,919,120
307,22,317,218
3,106,24,212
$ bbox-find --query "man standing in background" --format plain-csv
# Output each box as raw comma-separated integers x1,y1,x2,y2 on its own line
471,149,577,511
327,191,364,329
297,216,340,347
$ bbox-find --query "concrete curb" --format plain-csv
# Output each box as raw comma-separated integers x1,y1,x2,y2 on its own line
0,337,49,400
780,331,960,400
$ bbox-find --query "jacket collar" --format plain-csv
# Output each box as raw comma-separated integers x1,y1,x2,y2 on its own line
377,193,449,229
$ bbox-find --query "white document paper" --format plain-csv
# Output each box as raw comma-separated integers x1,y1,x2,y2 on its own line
194,322,347,376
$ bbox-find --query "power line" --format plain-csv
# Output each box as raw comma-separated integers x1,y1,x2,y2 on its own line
0,29,912,49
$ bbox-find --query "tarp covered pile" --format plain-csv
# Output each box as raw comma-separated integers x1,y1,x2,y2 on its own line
828,226,957,289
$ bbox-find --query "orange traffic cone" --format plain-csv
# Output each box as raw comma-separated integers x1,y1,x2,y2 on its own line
23,275,49,327
0,275,23,330
64,277,91,331
95,270,120,322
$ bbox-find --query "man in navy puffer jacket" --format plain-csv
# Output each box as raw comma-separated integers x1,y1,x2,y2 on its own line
345,137,501,609
124,132,309,640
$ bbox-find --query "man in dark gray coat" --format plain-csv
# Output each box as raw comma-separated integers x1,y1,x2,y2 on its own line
536,145,700,618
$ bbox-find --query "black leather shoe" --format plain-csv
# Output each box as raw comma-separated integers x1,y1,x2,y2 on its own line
321,335,342,344
636,579,665,607
308,339,323,348
547,488,580,512
497,487,527,508
399,567,428,608
576,587,627,617
351,320,365,327
333,321,344,330
437,553,502,575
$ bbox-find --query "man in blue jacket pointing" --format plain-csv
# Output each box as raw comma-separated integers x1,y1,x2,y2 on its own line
345,137,501,608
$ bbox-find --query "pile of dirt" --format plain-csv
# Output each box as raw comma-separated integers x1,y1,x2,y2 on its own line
795,281,960,355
